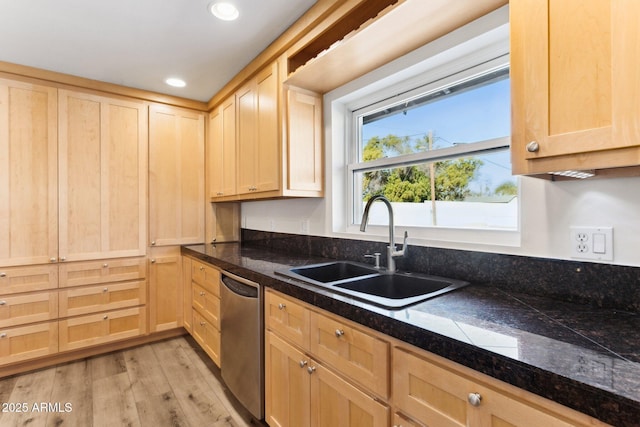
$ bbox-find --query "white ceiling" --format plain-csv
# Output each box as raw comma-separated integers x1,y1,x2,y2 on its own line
0,0,317,102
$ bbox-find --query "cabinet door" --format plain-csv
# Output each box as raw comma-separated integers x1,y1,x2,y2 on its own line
0,78,58,267
58,89,147,261
149,247,182,332
191,260,220,294
265,331,311,427
208,98,237,199
286,86,323,193
149,104,204,246
310,360,389,427
236,62,280,196
511,0,640,174
310,311,389,398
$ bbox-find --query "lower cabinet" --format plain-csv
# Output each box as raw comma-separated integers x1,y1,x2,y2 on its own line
148,246,183,332
59,306,147,351
192,309,220,365
265,330,388,427
0,321,58,364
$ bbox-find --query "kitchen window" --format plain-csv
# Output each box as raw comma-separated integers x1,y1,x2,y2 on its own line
328,7,517,246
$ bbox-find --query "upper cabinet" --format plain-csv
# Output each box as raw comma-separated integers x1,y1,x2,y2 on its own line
149,104,205,246
209,58,324,202
58,89,147,261
511,0,640,176
0,78,58,267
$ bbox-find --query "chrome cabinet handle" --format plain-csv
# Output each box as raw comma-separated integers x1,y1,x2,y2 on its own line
299,360,308,368
151,240,156,246
0,333,6,338
50,257,57,262
103,263,108,268
199,291,205,296
103,315,108,320
307,366,316,374
526,141,539,153
60,256,66,261
0,273,5,278
103,288,108,293
199,266,205,271
468,392,482,407
0,301,6,306
278,303,286,310
151,259,156,264
335,329,345,337
200,321,206,326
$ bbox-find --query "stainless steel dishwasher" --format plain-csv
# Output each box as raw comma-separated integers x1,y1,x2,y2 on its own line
220,272,264,420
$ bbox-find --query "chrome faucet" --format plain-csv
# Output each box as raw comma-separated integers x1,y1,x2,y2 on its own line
360,195,408,272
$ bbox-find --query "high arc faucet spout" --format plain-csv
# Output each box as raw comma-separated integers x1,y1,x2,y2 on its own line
359,195,407,272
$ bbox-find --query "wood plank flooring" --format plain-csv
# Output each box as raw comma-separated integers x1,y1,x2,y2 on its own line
0,336,261,427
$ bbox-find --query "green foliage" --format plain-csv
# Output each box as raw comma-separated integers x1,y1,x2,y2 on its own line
494,180,518,196
362,134,483,202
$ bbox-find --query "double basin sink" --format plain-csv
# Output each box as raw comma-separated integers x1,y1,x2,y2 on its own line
276,261,469,309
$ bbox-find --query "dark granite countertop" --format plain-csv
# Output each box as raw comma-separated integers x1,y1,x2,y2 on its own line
182,243,640,427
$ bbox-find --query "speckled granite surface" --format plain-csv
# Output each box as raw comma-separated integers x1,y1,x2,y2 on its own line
182,238,640,427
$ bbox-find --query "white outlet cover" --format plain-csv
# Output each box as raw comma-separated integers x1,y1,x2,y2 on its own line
570,227,613,261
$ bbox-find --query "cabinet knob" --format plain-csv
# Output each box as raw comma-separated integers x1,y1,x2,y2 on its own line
468,392,482,407
526,141,540,153
151,259,156,264
216,192,223,196
278,303,286,310
50,257,57,262
103,288,108,293
102,263,108,268
151,241,156,246
199,266,205,271
0,333,6,338
60,256,66,262
299,360,308,368
0,273,6,278
200,321,206,326
335,329,345,338
307,366,316,375
103,315,108,320
0,301,6,306
199,291,205,296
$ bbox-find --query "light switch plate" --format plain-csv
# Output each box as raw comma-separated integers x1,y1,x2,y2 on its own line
570,227,613,261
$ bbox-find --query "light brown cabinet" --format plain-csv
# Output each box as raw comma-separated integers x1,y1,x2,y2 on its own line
265,289,389,427
511,0,640,176
236,61,280,196
58,89,147,261
209,59,323,202
188,258,221,366
148,247,183,333
0,321,58,365
149,104,205,246
208,97,237,199
0,78,58,268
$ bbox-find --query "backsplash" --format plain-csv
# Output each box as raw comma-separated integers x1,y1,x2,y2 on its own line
241,229,640,313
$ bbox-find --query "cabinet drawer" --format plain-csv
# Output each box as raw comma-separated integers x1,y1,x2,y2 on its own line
191,260,220,294
192,283,220,329
265,290,310,349
192,309,220,367
0,321,58,365
0,291,58,328
310,311,389,398
58,306,146,351
59,257,146,288
58,280,146,317
0,265,58,294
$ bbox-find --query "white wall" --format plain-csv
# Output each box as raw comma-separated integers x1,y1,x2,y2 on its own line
241,6,640,268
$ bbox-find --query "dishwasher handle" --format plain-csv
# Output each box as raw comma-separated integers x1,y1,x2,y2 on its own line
222,276,258,298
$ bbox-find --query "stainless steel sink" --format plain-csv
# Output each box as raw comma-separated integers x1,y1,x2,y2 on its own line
276,261,469,309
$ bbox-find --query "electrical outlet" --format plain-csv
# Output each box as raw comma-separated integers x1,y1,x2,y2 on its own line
570,227,613,261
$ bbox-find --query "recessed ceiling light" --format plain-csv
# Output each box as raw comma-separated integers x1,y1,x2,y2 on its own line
165,77,186,88
209,2,239,21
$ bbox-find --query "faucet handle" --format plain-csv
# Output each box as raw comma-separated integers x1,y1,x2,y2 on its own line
391,231,408,257
364,252,382,269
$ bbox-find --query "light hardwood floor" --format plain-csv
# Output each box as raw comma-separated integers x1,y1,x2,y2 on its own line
0,336,261,427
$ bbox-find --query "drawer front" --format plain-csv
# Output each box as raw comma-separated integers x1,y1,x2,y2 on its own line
58,306,147,351
58,280,146,317
265,290,310,350
192,309,220,367
0,321,58,365
191,260,220,295
59,257,146,288
192,283,220,329
0,265,58,294
310,311,389,398
0,291,58,328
